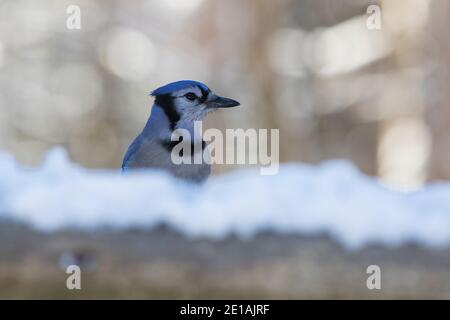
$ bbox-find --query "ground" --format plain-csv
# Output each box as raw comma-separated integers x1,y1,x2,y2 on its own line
1,222,450,299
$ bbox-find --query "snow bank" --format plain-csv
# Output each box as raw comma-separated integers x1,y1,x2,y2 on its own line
1,147,450,249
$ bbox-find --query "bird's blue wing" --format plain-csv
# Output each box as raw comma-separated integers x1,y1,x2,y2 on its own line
122,135,143,172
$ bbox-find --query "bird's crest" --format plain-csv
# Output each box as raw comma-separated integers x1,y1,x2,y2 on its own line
151,80,210,96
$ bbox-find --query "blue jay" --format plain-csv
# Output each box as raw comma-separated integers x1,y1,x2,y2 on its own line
122,80,240,182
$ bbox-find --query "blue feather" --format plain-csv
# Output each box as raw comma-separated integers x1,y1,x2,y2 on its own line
150,80,210,96
121,135,143,172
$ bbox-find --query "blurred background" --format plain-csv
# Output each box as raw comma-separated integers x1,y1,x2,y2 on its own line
0,0,449,191
1,0,450,300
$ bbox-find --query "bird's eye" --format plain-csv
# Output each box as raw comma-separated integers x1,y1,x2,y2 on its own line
184,93,197,101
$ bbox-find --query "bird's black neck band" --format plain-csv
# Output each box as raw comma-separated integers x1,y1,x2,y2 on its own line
160,139,207,156
154,94,180,131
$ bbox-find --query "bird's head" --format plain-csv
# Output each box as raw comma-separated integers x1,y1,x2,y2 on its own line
151,80,240,131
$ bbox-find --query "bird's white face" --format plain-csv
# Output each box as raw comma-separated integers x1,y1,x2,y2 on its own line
171,86,212,124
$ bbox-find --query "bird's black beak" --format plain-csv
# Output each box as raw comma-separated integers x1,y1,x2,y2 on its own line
206,95,240,109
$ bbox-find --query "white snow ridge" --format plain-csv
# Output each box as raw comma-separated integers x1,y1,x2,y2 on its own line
1,147,450,249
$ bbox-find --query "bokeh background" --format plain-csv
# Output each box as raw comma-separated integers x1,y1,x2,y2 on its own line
1,0,450,300
0,0,449,191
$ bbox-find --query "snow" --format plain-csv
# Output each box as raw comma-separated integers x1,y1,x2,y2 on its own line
1,147,450,249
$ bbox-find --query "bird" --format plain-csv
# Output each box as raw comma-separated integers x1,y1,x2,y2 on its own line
122,80,240,182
